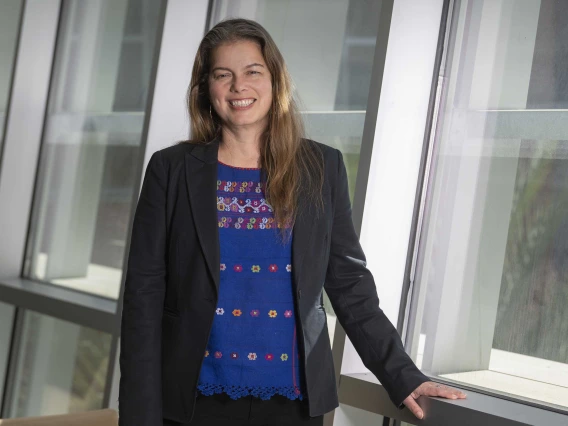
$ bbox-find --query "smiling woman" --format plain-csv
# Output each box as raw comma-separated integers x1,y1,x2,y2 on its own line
118,17,464,426
208,41,273,138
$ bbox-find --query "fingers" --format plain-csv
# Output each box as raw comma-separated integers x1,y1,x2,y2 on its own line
424,382,467,399
404,396,424,420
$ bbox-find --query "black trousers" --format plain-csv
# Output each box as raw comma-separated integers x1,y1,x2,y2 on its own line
163,393,324,426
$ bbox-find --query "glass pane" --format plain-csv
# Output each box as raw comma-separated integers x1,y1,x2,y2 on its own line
0,0,24,149
407,0,568,410
211,0,383,346
24,0,164,299
0,302,16,405
7,310,112,417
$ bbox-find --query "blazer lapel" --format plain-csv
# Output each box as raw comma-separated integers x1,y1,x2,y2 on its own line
291,184,316,292
185,138,220,296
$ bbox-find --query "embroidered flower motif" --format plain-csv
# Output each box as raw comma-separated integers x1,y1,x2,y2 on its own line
216,308,224,315
230,352,238,359
220,263,226,271
233,264,243,272
250,309,260,317
284,310,293,318
235,223,241,229
204,350,209,357
281,354,289,361
286,264,292,272
214,351,222,359
269,264,278,273
265,354,274,361
251,265,261,273
232,309,242,317
248,353,257,361
249,217,256,224
217,203,225,211
268,310,277,318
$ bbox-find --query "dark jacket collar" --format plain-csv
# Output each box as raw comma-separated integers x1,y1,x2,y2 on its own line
189,135,221,164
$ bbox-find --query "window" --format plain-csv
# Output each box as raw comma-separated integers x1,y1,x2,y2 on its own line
23,0,164,299
0,0,24,152
210,0,383,345
6,311,112,417
0,302,15,405
406,0,568,410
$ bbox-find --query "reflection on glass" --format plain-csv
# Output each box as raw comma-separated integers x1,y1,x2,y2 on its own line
8,311,112,417
211,0,382,345
0,0,24,148
0,302,15,404
24,0,164,299
407,0,568,410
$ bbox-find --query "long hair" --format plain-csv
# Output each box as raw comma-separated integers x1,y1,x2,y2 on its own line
186,18,323,233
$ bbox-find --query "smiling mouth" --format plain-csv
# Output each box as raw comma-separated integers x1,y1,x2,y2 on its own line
229,99,256,108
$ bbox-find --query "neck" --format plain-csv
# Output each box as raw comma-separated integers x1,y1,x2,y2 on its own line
218,127,263,168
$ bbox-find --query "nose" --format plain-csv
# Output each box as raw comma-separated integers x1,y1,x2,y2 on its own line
230,75,246,93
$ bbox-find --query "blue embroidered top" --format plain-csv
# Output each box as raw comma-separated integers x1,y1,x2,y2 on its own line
196,161,303,401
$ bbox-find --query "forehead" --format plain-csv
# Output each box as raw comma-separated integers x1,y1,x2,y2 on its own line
210,40,265,68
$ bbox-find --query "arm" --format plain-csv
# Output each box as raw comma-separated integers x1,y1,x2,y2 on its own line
118,151,167,426
323,149,429,408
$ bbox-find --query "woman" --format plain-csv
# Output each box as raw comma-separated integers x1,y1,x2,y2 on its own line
119,18,466,426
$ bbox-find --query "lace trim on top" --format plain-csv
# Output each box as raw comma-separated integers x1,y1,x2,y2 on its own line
197,383,303,401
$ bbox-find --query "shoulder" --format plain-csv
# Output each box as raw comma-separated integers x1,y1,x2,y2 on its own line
301,138,342,175
152,140,199,165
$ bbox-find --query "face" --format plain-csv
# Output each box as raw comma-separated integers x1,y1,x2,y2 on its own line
208,40,273,133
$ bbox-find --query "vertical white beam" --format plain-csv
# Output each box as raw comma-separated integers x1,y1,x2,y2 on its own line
0,0,61,277
142,0,210,168
340,0,445,376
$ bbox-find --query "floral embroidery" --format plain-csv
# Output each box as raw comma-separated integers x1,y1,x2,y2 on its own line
286,264,292,272
284,310,293,318
281,354,288,361
233,264,243,272
218,216,278,230
251,265,261,273
216,196,272,214
232,309,242,317
231,352,239,359
218,217,233,228
216,308,224,315
265,354,274,361
204,350,209,357
250,310,260,317
218,180,264,194
269,264,278,272
268,310,277,318
214,351,222,359
220,263,226,271
248,353,257,361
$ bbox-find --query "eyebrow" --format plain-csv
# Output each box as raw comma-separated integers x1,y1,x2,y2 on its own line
211,63,265,73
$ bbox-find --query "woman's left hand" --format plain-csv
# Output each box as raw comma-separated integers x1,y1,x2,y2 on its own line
403,381,467,420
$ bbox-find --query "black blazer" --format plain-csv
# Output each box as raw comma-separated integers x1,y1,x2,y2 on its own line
118,137,428,425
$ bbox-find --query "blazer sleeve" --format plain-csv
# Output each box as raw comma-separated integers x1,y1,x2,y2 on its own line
118,151,167,426
323,149,429,408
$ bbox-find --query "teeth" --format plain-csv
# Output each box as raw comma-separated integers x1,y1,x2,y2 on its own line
230,99,254,107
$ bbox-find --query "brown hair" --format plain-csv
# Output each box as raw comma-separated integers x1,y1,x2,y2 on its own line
185,18,323,233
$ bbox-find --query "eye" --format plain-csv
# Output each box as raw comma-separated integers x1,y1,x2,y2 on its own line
248,70,260,75
215,73,230,79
